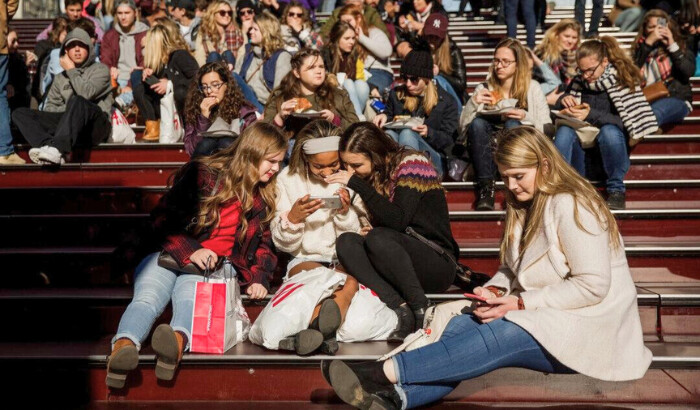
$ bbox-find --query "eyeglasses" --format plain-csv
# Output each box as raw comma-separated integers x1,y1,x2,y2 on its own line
199,82,225,93
217,10,233,17
577,61,601,77
239,9,255,16
492,59,516,67
287,12,303,18
401,75,420,83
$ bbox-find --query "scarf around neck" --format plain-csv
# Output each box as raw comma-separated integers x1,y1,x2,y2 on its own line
640,39,672,86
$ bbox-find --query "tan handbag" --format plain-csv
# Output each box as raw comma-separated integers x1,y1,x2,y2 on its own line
643,81,671,103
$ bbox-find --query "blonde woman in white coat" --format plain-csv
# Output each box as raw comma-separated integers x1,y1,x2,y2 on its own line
323,126,651,410
269,120,365,356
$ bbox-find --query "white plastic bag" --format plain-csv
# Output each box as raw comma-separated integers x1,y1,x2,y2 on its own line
337,284,397,342
248,266,345,350
159,80,184,143
108,107,135,144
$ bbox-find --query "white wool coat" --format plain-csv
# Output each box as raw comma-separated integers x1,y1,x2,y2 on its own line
485,193,652,381
271,168,366,263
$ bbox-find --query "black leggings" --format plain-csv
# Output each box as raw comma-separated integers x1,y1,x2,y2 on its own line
336,227,456,310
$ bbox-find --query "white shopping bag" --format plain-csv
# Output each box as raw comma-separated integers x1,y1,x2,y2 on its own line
108,107,136,144
248,266,345,350
337,284,397,342
159,80,184,143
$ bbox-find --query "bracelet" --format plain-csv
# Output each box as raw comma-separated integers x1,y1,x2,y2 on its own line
485,286,506,298
517,297,525,310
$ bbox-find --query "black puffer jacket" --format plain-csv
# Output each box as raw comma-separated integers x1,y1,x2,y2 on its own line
633,41,695,103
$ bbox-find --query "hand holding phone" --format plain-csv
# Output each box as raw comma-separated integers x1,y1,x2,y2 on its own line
464,293,489,303
309,196,342,209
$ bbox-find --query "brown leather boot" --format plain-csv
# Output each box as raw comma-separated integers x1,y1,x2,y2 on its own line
106,338,139,389
142,119,160,142
151,324,186,381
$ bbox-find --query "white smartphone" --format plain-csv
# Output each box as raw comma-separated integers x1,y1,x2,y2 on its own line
309,196,342,209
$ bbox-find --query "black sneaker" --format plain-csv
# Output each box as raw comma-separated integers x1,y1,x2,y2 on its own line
606,191,626,210
475,180,495,211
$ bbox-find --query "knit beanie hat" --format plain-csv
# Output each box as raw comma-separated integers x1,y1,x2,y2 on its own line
401,40,434,79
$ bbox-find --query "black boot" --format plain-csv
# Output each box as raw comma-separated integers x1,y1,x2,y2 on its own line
387,304,415,343
475,180,495,211
327,360,402,410
278,329,324,355
412,304,430,331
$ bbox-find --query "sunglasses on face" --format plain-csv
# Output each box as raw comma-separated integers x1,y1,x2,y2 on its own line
401,75,420,83
239,9,255,16
217,10,233,17
288,12,303,18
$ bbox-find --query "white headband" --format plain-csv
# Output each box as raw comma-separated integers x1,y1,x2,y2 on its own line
302,136,341,155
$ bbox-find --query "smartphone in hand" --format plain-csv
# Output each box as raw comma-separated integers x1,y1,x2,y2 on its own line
658,17,667,28
464,293,489,303
309,196,342,209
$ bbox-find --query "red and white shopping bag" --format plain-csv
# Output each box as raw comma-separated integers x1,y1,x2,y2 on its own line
190,264,250,354
337,284,397,342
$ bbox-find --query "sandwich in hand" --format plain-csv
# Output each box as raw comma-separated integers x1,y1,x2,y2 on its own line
294,97,313,113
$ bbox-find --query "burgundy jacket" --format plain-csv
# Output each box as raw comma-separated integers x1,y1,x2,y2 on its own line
100,28,146,73
156,163,278,290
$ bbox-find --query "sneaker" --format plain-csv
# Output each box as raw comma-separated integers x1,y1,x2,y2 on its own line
37,145,65,165
28,147,48,164
0,152,26,165
606,191,626,210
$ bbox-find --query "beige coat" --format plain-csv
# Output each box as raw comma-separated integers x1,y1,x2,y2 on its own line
0,0,18,54
485,193,652,381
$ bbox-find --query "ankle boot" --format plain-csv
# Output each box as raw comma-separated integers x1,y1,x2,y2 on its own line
143,119,160,141
387,304,414,343
151,324,185,381
327,360,402,410
106,338,139,389
412,304,430,331
278,328,324,355
319,337,339,355
475,180,495,211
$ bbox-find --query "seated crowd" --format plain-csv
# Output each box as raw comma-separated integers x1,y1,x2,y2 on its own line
3,0,695,407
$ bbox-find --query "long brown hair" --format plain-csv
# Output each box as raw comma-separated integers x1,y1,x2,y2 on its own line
327,21,364,74
193,122,287,240
487,38,531,109
338,4,369,36
494,126,621,263
288,120,342,176
534,19,581,63
631,9,686,55
578,36,642,90
274,48,338,110
339,122,420,198
184,62,248,127
200,0,240,48
281,0,312,29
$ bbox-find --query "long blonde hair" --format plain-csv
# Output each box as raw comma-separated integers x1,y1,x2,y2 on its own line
494,127,621,263
397,79,439,115
578,36,643,90
193,122,287,240
534,19,581,63
432,36,453,75
201,0,239,47
488,38,531,109
143,18,191,72
254,10,286,59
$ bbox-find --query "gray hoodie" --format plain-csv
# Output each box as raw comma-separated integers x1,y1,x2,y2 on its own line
44,28,114,115
115,21,148,81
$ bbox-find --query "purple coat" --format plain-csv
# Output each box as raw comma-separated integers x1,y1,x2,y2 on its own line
184,105,258,156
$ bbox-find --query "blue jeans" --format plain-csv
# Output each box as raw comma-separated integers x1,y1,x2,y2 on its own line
367,69,394,97
467,117,521,182
504,0,536,49
116,78,134,106
651,97,690,127
392,315,572,409
207,50,236,67
0,54,13,156
614,7,644,32
575,0,604,37
435,75,462,113
554,124,629,193
343,78,370,118
233,72,264,113
112,252,206,351
386,128,443,175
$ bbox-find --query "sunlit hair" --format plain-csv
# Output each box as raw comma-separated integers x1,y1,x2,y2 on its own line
281,1,312,29
396,79,438,115
144,18,191,71
431,35,453,75
275,48,338,110
288,120,342,176
49,16,69,44
201,0,239,49
534,19,581,63
577,36,642,90
253,10,286,59
192,121,287,240
488,38,531,109
339,122,422,197
631,9,686,56
327,21,365,73
494,126,621,262
184,62,248,127
338,4,369,36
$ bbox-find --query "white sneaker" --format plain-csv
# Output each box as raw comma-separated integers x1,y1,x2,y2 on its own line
37,146,65,165
28,147,47,164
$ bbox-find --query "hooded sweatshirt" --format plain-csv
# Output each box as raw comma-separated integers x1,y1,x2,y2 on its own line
44,28,113,115
101,21,149,82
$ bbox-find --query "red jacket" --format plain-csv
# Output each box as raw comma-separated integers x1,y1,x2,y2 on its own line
100,27,147,73
156,163,278,290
